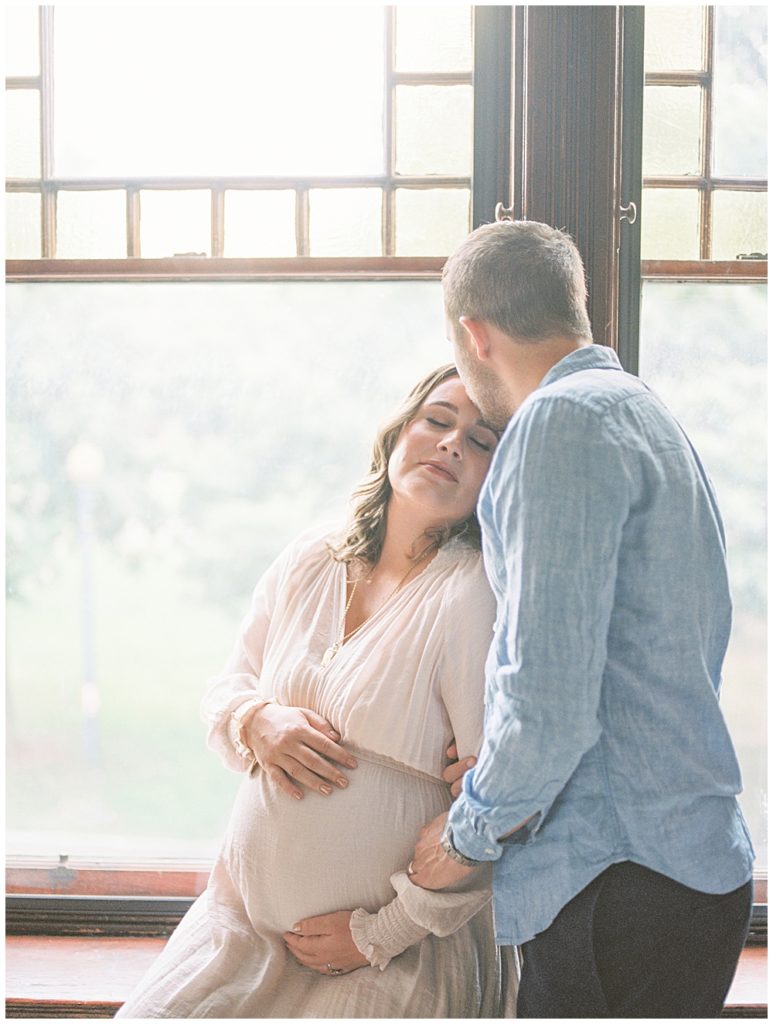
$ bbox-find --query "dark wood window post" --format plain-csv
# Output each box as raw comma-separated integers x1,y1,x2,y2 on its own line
514,5,625,349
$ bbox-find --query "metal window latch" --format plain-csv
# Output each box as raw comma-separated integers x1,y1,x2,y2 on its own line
495,202,516,222
736,252,767,260
619,201,637,225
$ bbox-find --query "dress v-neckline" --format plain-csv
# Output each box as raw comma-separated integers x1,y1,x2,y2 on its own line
322,544,452,666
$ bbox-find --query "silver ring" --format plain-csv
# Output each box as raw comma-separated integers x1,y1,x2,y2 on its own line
407,860,416,876
327,962,343,975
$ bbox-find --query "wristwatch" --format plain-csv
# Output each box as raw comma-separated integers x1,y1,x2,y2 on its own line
441,825,483,868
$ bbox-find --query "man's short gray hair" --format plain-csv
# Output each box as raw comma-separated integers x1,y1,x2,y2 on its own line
442,220,593,343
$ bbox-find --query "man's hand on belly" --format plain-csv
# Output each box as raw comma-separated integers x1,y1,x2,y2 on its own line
283,911,368,976
408,812,477,890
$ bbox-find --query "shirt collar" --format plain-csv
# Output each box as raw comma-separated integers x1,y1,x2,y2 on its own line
539,343,623,389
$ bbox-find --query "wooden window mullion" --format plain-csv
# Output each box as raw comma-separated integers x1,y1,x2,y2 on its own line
126,189,140,258
383,6,396,257
39,6,56,258
699,7,715,260
519,6,623,348
472,5,513,227
295,189,310,257
211,189,224,258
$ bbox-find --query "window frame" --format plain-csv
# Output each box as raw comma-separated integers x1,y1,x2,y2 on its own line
5,5,766,946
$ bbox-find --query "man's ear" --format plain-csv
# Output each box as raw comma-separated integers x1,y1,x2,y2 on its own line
458,317,493,362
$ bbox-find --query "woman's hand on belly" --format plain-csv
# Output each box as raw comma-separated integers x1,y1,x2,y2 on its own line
245,703,358,800
442,740,478,799
283,911,369,976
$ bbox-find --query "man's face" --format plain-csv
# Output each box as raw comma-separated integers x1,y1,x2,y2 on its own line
446,315,513,432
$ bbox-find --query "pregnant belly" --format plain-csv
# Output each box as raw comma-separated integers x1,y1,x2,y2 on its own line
222,748,450,934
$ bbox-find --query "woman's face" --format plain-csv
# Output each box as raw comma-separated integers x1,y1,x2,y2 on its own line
387,376,499,527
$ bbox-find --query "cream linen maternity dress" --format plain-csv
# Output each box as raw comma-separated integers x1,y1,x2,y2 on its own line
117,527,517,1019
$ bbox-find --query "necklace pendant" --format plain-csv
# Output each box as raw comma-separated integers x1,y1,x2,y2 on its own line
322,642,340,668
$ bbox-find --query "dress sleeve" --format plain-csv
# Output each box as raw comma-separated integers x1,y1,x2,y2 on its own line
350,550,496,970
350,868,492,970
199,539,295,772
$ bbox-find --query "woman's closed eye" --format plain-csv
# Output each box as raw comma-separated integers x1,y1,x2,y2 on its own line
469,434,494,453
426,416,496,453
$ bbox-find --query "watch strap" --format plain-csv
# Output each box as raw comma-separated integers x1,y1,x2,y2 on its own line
441,826,483,868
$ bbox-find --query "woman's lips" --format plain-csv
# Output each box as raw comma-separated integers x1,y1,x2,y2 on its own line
421,461,458,482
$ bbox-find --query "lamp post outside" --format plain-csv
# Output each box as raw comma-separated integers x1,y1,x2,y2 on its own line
65,440,104,765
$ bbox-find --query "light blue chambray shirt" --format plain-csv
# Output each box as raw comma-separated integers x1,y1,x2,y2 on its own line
447,344,754,946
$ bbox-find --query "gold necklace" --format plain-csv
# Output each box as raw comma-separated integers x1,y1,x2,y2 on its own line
321,553,433,667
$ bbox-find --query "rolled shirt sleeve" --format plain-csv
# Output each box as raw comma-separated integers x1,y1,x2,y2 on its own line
447,394,632,861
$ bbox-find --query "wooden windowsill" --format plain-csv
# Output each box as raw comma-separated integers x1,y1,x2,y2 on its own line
9,860,765,904
6,257,767,283
641,259,767,281
4,936,767,1019
5,935,165,1018
5,256,446,282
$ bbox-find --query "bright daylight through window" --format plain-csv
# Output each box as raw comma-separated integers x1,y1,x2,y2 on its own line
5,5,767,880
6,6,475,865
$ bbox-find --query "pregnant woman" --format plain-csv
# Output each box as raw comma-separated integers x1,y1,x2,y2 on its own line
117,364,517,1018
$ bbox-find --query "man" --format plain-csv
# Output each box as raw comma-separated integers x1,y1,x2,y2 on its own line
409,220,754,1017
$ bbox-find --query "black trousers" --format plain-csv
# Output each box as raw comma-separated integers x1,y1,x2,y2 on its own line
517,861,753,1018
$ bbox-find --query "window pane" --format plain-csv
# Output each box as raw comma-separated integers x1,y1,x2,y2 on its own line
395,85,473,177
395,188,469,256
642,86,702,176
6,88,40,178
711,191,768,260
712,6,767,178
56,191,126,259
395,6,472,72
640,188,701,260
6,280,449,858
309,189,382,257
140,191,211,258
53,7,384,177
639,283,767,868
6,192,41,258
643,6,704,72
5,6,39,77
223,191,296,258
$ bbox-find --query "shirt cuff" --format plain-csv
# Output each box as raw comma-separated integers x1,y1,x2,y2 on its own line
446,798,504,862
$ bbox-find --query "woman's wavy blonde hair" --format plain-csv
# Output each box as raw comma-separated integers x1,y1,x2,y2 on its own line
329,364,484,568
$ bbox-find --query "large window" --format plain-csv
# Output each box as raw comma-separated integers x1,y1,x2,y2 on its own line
5,5,767,887
6,4,484,868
